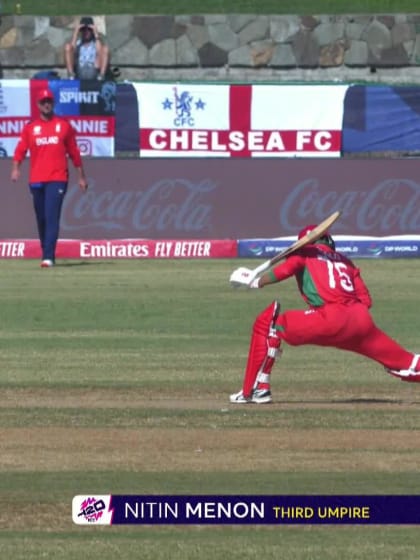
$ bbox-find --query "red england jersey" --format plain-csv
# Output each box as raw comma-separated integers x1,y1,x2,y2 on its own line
270,243,372,308
13,116,82,183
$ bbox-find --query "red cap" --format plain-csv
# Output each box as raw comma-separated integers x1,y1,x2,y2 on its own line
298,225,318,240
298,224,335,249
36,88,54,102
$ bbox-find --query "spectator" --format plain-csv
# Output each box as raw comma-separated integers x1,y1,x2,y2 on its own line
11,88,88,268
64,16,110,81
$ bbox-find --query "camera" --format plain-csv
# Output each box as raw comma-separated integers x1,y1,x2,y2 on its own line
80,16,94,29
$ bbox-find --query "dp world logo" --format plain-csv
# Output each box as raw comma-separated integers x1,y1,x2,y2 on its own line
248,243,264,257
367,244,383,257
162,87,206,127
72,495,113,525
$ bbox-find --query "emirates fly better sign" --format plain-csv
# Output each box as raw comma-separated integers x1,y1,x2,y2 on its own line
133,83,349,158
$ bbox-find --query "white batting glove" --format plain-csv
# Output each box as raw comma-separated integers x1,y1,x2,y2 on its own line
229,267,259,288
249,277,260,289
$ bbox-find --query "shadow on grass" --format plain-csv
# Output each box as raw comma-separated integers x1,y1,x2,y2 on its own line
56,261,117,268
278,397,417,405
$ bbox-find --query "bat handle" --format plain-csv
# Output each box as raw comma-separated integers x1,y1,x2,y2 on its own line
250,260,271,279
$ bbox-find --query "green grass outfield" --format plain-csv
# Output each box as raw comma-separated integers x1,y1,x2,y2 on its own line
3,0,420,15
0,258,420,559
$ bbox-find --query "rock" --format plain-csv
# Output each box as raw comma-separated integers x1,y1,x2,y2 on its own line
150,39,177,66
0,27,18,49
270,16,300,42
112,36,148,66
203,15,227,25
34,16,49,40
198,42,227,66
250,40,274,66
345,22,368,40
47,26,71,49
228,44,252,66
344,40,368,66
377,15,395,29
105,15,134,50
228,15,256,33
403,40,414,61
413,35,420,64
24,38,57,65
292,29,319,67
300,16,319,30
363,19,392,58
269,43,296,67
132,16,181,49
186,24,209,50
391,23,415,45
0,46,24,65
176,35,198,65
319,41,346,67
372,44,409,67
313,22,345,47
238,16,269,46
190,15,205,26
208,23,239,51
50,16,74,28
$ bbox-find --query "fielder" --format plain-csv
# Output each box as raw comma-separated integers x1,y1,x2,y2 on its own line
229,225,420,404
11,88,88,268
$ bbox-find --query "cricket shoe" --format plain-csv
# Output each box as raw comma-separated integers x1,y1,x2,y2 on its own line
40,259,54,268
386,354,420,382
229,388,272,404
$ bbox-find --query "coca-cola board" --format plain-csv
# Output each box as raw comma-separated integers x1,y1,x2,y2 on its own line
2,158,420,239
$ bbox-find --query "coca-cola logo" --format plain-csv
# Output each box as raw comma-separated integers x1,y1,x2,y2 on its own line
280,178,420,233
60,169,420,237
61,178,216,233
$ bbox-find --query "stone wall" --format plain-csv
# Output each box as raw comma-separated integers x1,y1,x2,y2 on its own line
2,13,420,83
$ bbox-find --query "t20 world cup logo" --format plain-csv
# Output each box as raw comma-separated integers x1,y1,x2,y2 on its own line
72,495,113,525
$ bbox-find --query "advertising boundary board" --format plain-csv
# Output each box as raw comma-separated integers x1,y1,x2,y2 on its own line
0,237,419,260
238,236,420,260
2,158,420,257
0,239,237,260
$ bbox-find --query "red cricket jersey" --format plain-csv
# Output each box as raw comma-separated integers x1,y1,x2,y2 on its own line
270,243,372,308
13,116,82,183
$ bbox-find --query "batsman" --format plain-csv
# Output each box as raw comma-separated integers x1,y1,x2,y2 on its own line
229,215,420,404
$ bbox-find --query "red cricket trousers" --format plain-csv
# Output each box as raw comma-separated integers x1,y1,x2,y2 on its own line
276,302,413,371
241,301,416,397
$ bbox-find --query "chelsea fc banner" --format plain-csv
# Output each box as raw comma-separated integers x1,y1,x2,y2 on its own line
132,83,349,158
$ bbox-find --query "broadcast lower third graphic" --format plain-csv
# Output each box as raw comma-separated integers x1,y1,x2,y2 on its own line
72,495,420,525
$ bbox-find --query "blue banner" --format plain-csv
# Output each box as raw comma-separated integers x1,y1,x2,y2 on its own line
73,495,420,525
115,82,139,152
238,238,420,259
342,85,420,152
47,79,116,118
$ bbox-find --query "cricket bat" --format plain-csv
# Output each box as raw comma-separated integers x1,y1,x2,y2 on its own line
232,210,342,286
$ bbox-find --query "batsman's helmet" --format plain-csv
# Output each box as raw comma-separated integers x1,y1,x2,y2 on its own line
298,224,336,250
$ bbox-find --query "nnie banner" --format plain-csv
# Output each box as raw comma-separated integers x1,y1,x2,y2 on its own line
0,79,115,158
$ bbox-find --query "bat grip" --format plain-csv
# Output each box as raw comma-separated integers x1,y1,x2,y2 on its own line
250,260,271,279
